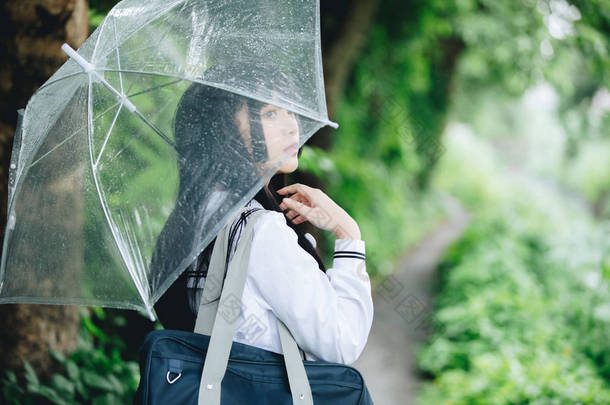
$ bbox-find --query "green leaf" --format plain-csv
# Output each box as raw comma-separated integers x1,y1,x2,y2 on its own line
4,370,17,384
23,360,39,386
49,349,67,364
82,370,117,392
51,374,75,397
35,384,71,405
65,360,79,380
91,393,121,405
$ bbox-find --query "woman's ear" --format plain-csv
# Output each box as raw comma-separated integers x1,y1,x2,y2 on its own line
235,103,253,155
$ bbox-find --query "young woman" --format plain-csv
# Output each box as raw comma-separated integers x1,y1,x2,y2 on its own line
152,63,373,365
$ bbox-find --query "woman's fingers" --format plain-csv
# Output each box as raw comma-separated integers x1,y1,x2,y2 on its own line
279,197,303,222
285,209,300,220
281,197,302,211
277,183,359,236
276,184,299,194
280,192,308,210
282,198,309,218
291,215,307,225
277,183,314,196
282,207,307,224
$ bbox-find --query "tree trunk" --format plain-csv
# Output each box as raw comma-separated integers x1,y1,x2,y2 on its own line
291,0,380,249
0,0,88,379
308,0,381,151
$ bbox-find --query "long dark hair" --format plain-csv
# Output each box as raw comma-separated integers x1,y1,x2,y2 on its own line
151,62,326,322
186,174,327,293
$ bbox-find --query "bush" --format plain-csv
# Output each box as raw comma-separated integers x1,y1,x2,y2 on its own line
1,308,141,405
415,126,610,403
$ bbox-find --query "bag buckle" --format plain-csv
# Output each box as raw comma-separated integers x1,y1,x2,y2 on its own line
166,359,183,384
166,371,182,384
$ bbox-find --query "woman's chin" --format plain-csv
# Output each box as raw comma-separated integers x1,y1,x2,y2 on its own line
278,158,298,174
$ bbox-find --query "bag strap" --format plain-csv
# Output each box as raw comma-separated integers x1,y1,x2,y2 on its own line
195,206,313,405
194,206,306,363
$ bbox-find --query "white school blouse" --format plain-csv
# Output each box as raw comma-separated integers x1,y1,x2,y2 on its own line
187,197,373,365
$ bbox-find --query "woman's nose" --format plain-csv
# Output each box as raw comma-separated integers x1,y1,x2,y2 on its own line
283,111,299,137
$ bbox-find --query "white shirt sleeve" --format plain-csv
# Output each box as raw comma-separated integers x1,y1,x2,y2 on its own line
247,210,374,365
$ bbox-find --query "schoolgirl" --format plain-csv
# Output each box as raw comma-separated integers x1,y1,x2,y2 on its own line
152,62,373,366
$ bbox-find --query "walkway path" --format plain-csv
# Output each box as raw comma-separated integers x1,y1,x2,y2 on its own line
352,193,470,404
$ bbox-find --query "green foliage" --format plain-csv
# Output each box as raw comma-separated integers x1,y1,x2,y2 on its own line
415,126,610,403
562,139,610,217
308,0,468,276
1,308,140,405
451,0,610,162
89,0,118,31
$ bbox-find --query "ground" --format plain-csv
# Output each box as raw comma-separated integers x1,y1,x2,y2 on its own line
352,194,469,404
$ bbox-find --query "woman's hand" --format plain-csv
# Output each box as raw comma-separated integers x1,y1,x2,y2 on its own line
277,183,361,240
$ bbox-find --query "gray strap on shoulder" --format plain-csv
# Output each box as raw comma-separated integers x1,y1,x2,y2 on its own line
192,208,234,336
195,207,313,405
277,317,314,403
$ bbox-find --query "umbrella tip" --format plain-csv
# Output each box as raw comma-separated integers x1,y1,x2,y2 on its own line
61,43,94,73
328,120,339,129
145,306,156,322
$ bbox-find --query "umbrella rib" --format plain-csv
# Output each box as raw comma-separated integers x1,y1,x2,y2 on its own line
106,24,176,98
102,69,339,128
91,11,110,62
62,45,178,154
112,17,124,94
127,78,183,98
118,208,150,310
133,110,177,151
94,0,185,63
86,73,155,321
37,71,85,93
94,103,123,168
27,102,120,170
107,22,174,61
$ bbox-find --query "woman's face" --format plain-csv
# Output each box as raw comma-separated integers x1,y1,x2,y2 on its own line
235,101,300,175
259,103,300,174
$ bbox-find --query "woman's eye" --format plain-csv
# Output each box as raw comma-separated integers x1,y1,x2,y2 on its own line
264,110,277,118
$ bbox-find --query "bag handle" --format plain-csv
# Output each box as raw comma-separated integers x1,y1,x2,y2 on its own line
195,206,313,405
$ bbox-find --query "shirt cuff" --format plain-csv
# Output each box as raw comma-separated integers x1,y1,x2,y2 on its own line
333,239,366,263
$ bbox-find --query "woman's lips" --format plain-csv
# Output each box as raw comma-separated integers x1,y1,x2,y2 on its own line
284,143,299,153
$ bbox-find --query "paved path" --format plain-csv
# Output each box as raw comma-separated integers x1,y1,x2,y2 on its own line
352,193,470,405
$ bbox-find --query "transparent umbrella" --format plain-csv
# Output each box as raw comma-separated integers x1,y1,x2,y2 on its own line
0,0,337,320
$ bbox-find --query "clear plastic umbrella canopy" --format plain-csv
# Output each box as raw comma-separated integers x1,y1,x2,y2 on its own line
0,0,337,320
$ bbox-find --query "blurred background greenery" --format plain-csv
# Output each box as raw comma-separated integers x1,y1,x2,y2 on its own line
0,0,608,403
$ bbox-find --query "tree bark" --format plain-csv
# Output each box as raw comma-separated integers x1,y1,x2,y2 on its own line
0,0,88,379
322,0,380,120
308,0,381,151
291,0,380,247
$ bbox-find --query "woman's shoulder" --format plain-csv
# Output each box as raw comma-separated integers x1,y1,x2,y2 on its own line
251,209,288,232
246,202,318,248
243,198,287,227
226,199,288,242
245,207,295,242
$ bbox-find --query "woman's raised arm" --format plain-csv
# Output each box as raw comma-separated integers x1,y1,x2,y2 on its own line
247,210,373,365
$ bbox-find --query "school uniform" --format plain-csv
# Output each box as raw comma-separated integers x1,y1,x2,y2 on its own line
154,197,373,365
